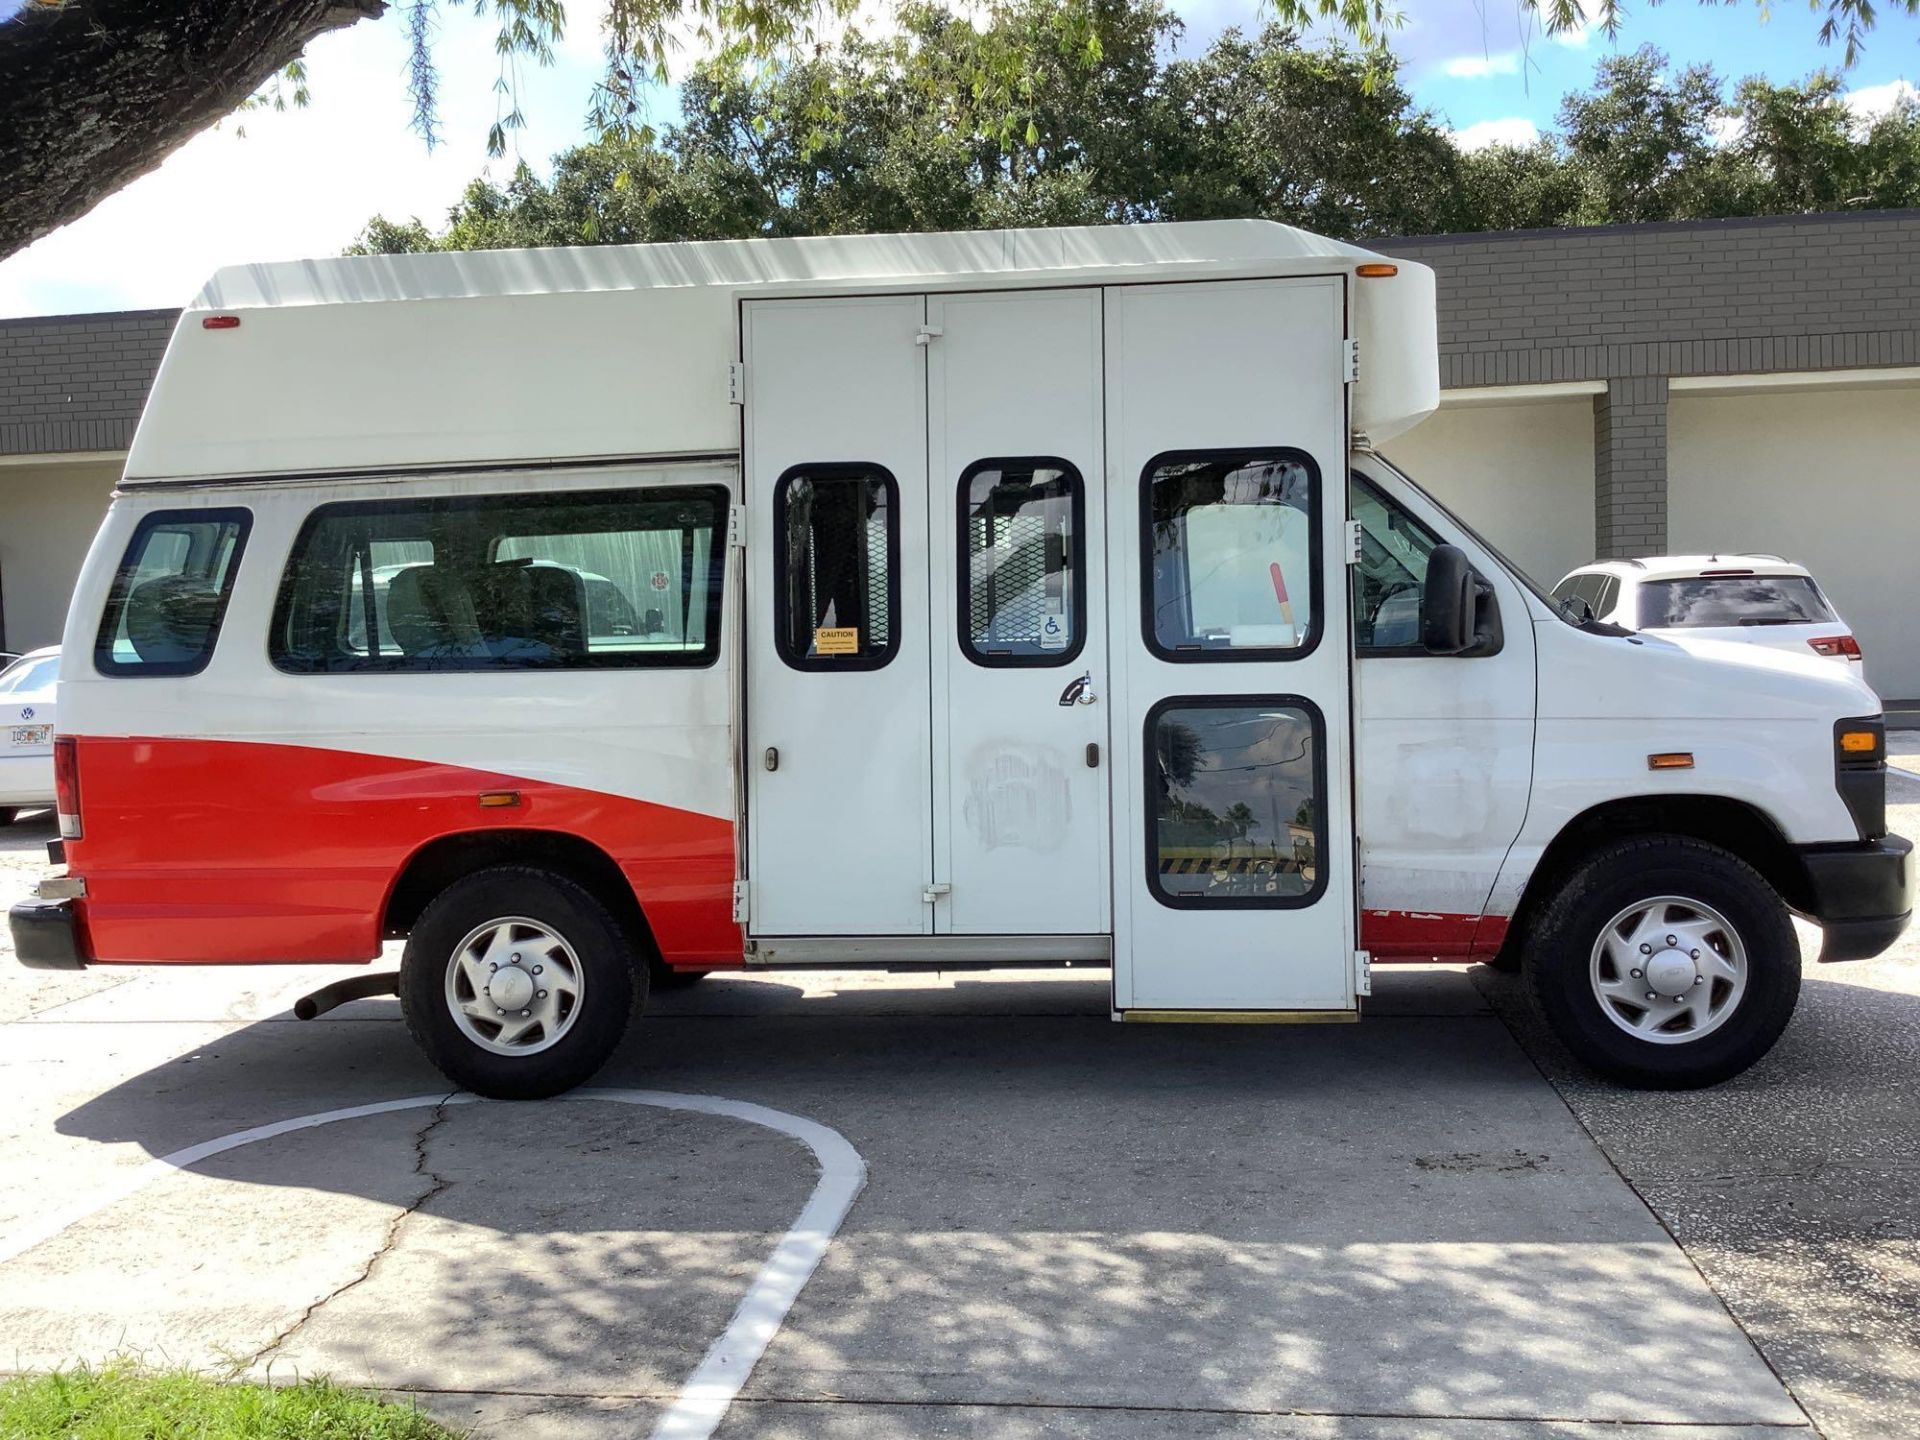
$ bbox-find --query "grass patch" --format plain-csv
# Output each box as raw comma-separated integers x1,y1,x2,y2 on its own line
0,1363,462,1438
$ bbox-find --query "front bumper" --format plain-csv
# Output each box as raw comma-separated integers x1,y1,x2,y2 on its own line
1797,836,1914,963
8,897,84,970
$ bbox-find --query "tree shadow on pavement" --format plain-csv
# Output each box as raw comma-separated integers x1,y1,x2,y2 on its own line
1475,959,1920,1440
22,968,1812,1430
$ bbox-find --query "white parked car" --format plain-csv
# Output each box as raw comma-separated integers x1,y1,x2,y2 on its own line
1552,556,1864,674
0,646,58,824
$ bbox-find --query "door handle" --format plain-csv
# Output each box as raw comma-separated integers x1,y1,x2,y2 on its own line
1058,672,1097,707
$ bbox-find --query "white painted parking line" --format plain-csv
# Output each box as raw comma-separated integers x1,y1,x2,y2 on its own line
0,1088,867,1440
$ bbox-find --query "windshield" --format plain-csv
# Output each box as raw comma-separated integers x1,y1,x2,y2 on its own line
1639,575,1835,629
0,654,58,694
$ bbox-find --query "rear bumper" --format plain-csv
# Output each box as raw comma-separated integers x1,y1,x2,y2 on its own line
1796,836,1913,963
8,898,85,970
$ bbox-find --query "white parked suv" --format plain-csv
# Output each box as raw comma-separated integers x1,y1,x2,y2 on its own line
0,646,59,824
1551,556,1864,675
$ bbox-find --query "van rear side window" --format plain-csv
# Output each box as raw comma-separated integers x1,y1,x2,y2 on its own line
270,486,727,673
774,466,898,671
94,509,251,677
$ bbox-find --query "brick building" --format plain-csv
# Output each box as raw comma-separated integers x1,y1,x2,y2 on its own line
3,209,1918,690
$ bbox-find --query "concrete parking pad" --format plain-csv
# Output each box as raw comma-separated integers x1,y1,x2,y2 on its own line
1480,955,1920,1440
0,947,1803,1437
613,999,1795,1428
0,804,1817,1436
1472,784,1920,1440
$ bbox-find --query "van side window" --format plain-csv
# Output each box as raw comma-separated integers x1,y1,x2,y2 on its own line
1142,450,1319,661
1350,476,1442,655
775,466,898,671
94,509,251,677
1146,695,1326,909
270,486,726,673
959,458,1083,666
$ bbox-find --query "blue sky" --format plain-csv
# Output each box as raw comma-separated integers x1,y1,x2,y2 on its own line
1,0,1916,317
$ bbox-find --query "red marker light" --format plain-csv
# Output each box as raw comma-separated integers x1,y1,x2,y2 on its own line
54,736,82,840
201,315,241,330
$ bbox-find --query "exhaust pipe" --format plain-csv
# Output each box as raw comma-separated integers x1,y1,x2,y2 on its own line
294,971,400,1020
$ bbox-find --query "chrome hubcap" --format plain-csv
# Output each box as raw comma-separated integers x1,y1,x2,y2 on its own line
1589,895,1748,1045
444,917,585,1057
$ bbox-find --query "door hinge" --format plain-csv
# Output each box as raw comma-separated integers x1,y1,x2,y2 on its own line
922,881,952,903
727,503,746,549
1342,338,1360,384
732,880,750,924
1344,519,1364,565
726,361,746,405
1354,949,1373,997
914,325,944,347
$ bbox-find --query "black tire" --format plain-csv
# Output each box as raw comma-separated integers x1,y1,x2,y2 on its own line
1478,929,1525,973
399,865,643,1099
0,807,18,827
1524,835,1799,1089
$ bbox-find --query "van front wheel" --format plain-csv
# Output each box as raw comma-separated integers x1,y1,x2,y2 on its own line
1525,836,1799,1089
399,866,640,1099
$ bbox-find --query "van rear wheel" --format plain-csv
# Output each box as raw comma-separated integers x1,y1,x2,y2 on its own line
399,865,641,1099
1524,836,1799,1089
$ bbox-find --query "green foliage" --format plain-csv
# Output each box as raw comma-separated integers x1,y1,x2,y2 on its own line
0,1363,461,1440
353,10,1920,254
373,0,1914,159
1553,47,1733,223
1155,27,1472,236
1459,44,1920,227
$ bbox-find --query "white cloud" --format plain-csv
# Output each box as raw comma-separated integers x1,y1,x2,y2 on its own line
1452,116,1541,151
1441,51,1522,79
1845,78,1919,122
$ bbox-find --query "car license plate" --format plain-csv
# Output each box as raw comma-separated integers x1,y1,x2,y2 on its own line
10,725,50,747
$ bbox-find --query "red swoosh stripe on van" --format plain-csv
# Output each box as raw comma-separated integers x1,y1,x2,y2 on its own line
63,737,739,968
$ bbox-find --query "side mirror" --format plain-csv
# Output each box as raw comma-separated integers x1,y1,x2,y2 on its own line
1422,544,1476,655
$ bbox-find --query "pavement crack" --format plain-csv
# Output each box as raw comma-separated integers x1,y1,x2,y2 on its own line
243,1091,458,1374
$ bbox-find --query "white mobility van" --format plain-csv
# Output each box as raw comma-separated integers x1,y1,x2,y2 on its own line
11,222,1910,1097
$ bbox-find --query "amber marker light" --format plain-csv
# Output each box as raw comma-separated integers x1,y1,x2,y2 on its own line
1839,730,1879,755
1648,753,1695,770
1355,263,1399,278
478,791,522,808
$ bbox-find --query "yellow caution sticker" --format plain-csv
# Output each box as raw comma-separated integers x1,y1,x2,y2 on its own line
815,626,860,655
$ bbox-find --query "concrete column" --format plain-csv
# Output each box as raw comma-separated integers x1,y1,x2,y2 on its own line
1593,376,1669,557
